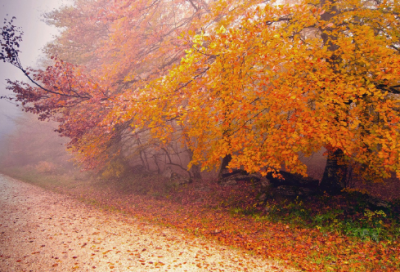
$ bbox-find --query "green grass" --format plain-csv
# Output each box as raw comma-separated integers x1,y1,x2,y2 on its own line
260,193,400,242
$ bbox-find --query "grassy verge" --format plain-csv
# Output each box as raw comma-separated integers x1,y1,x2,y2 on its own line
1,166,400,271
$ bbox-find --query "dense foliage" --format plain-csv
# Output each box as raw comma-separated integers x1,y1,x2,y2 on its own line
1,0,400,189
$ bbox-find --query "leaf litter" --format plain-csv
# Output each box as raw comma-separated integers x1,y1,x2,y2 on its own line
0,174,290,271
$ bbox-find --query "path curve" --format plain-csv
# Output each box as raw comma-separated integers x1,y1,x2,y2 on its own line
0,174,286,271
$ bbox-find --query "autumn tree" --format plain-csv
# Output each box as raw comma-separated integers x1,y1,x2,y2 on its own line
113,0,400,193
43,0,112,70
41,0,221,177
3,0,399,193
2,0,266,179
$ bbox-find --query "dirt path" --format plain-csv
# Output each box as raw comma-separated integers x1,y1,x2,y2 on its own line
0,174,288,272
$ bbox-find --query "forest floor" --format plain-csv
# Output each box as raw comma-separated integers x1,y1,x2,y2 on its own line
0,174,290,272
1,168,400,271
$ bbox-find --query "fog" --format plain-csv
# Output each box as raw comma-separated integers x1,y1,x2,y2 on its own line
0,0,70,162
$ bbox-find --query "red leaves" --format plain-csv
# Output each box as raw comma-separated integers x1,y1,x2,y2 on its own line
2,0,400,183
65,176,399,271
3,4,400,270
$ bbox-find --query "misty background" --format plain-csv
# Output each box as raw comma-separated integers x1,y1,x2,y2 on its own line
0,0,70,162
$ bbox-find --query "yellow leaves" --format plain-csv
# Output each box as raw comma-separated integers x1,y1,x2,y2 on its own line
43,0,400,182
217,25,226,34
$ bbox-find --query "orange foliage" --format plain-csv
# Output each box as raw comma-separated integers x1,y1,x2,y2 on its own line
112,0,400,180
3,0,400,179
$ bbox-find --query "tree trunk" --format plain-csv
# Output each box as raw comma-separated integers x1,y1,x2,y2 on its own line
318,0,348,195
191,164,202,181
184,148,202,181
218,154,232,181
320,148,347,195
153,155,160,174
181,133,202,181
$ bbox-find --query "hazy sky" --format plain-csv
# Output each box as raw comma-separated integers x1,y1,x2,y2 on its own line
0,0,71,145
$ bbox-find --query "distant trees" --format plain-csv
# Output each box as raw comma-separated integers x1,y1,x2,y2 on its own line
2,0,400,192
0,114,71,170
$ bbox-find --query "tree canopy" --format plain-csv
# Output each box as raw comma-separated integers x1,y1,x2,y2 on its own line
2,0,400,189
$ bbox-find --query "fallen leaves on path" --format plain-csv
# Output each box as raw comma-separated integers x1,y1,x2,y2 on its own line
60,177,399,271
0,174,290,271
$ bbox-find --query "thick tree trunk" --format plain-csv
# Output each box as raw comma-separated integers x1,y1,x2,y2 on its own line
320,148,347,195
181,133,202,181
191,164,202,181
185,148,202,181
218,154,232,181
